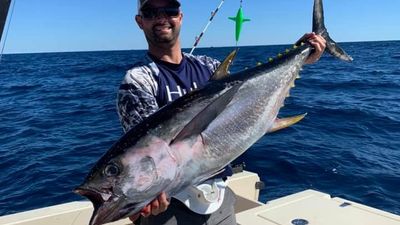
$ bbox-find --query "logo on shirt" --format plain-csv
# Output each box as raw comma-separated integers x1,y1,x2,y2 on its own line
166,82,198,102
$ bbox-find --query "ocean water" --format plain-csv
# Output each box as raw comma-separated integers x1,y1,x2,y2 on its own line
0,41,399,216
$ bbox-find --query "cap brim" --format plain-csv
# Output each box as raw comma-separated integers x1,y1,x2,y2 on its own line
140,0,181,11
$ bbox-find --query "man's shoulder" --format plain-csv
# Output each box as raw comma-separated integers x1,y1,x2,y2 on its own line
183,52,221,73
126,55,159,78
184,52,220,64
121,54,159,94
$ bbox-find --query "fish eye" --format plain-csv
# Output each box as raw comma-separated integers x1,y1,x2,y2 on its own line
104,163,120,177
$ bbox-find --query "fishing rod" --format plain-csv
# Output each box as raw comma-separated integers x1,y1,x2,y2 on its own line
189,0,226,55
190,0,250,54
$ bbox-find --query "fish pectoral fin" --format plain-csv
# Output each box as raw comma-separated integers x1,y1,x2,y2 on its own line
243,18,251,22
211,49,238,81
268,113,307,133
171,84,242,145
228,17,237,21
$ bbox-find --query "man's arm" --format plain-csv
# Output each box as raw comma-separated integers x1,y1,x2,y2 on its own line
128,193,170,222
117,69,159,132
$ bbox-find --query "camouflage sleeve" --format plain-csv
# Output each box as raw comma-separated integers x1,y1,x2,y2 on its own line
117,67,159,133
185,53,221,73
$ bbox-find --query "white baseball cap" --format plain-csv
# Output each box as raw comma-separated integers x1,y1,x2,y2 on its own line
137,0,181,14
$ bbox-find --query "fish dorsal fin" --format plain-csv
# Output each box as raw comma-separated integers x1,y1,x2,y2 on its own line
171,84,241,145
210,49,238,81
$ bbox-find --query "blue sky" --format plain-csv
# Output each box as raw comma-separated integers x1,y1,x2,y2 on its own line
2,0,400,54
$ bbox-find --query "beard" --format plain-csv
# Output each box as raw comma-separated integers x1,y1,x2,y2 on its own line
147,22,181,45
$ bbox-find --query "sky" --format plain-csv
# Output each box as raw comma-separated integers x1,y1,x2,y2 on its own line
2,0,400,54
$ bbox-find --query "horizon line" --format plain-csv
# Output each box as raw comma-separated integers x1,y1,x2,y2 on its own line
3,39,399,55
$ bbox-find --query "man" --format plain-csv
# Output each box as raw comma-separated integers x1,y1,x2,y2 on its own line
117,0,326,224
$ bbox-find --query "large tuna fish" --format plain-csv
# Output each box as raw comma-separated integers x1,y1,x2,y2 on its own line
75,0,352,224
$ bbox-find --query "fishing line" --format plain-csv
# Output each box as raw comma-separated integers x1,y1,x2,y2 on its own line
189,0,225,55
237,0,243,48
0,0,15,63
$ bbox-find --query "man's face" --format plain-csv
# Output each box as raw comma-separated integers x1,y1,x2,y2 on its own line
136,0,182,47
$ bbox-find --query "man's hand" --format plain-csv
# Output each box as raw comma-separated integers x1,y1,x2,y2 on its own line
129,192,170,222
297,32,327,64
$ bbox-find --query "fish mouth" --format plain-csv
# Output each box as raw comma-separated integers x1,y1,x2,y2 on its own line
74,186,106,210
74,186,119,225
74,186,141,225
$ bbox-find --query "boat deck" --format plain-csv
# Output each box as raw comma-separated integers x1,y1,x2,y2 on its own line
1,171,399,225
236,189,400,225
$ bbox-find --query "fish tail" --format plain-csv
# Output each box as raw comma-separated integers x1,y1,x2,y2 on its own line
312,0,353,61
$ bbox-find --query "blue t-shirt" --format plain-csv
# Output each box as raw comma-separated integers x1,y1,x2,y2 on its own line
148,53,213,107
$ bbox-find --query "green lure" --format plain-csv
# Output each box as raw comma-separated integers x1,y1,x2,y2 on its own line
229,7,250,42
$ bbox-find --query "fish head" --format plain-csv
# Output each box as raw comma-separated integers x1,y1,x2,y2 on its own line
74,140,171,225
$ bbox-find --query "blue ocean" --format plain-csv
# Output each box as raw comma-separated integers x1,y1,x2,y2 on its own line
0,41,399,216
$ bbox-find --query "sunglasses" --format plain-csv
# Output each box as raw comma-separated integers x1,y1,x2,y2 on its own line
140,7,180,19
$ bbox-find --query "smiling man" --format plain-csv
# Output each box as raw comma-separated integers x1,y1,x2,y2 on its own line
117,0,237,224
116,0,326,224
